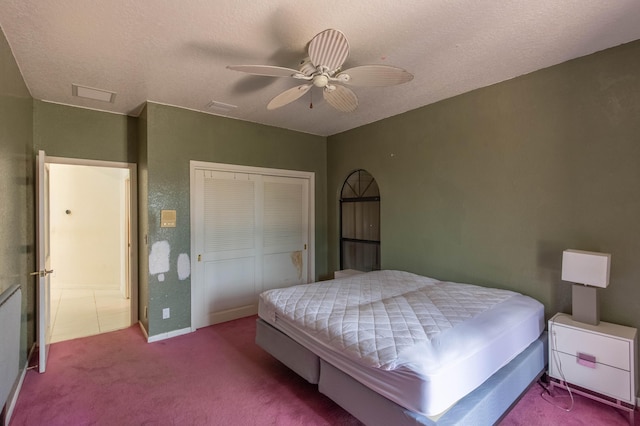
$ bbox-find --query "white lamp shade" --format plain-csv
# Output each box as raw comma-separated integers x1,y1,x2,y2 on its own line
561,249,611,288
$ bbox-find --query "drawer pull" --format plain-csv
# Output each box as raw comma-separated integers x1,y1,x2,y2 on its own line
577,352,596,368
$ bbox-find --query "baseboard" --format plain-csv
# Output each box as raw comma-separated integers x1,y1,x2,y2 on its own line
5,361,27,424
4,343,35,425
138,321,149,340
143,325,192,343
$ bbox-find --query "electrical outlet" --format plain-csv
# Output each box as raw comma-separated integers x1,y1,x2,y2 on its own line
162,308,170,319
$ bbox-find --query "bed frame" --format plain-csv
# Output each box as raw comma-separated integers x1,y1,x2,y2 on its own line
256,318,547,426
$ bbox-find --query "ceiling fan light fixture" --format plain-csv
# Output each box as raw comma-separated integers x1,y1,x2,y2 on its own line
313,74,329,88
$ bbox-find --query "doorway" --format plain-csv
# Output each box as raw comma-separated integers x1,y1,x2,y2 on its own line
47,159,137,342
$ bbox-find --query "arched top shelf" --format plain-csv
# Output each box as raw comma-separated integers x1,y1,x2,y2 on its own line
340,169,379,200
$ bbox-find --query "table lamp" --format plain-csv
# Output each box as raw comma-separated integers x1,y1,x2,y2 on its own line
561,249,611,325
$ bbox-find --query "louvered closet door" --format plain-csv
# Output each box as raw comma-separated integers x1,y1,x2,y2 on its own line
262,175,309,291
193,169,310,328
194,170,260,327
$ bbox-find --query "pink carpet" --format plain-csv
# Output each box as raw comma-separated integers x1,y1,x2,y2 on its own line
9,316,637,425
501,381,637,426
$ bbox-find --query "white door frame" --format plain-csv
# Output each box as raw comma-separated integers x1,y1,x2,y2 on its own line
189,161,315,330
46,155,139,326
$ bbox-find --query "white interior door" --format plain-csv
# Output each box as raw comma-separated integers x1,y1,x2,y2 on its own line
123,178,131,299
35,150,53,373
191,163,313,329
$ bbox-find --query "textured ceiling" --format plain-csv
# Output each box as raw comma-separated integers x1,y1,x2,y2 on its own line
1,1,640,136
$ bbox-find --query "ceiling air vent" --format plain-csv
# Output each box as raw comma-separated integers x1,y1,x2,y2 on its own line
72,84,116,103
206,100,237,112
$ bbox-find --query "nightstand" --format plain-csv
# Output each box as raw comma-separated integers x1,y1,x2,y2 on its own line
548,313,637,423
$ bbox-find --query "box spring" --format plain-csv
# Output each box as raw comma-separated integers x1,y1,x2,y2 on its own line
256,318,547,425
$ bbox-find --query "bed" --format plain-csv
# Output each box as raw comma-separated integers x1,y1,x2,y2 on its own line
256,270,547,425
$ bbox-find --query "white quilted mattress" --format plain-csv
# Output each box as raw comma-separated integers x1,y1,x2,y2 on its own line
258,270,544,416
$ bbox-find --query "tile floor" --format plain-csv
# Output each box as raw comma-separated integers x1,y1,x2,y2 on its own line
50,286,131,343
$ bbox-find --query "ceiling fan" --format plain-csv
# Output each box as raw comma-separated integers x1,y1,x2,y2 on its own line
227,29,414,112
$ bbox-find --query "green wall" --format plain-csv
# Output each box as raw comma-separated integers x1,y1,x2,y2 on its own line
0,27,34,369
32,101,141,324
28,100,327,339
327,40,640,328
33,101,137,163
11,30,640,343
142,103,327,336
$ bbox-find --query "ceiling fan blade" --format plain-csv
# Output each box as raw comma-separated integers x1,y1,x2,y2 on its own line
337,65,414,87
267,84,312,110
323,84,358,113
227,65,305,78
308,29,349,72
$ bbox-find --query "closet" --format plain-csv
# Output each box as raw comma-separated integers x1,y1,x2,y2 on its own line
191,162,314,328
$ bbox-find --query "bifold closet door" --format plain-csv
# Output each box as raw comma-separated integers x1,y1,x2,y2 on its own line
193,169,309,327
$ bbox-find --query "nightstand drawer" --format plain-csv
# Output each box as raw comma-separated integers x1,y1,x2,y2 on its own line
552,324,631,371
551,351,632,403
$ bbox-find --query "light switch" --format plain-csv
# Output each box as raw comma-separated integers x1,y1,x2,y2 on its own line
161,210,177,227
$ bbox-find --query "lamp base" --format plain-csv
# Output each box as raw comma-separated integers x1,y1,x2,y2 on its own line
572,284,600,325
